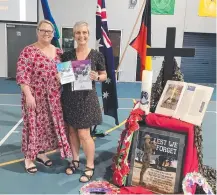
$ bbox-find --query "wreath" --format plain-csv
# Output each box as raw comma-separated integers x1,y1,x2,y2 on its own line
112,104,145,186
79,181,119,194
182,172,214,195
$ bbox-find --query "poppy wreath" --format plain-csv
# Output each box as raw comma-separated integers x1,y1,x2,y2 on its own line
182,172,214,195
112,106,145,187
79,181,119,194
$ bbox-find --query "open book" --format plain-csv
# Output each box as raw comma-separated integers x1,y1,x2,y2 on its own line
155,80,214,126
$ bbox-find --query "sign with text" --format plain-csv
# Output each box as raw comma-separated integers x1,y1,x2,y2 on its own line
127,124,187,194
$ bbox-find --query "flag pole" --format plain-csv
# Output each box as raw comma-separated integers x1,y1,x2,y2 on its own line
115,0,146,76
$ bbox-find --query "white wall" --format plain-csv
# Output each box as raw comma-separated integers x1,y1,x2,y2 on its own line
184,0,216,33
0,0,216,81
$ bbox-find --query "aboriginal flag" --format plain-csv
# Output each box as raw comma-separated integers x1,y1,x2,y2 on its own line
130,0,151,80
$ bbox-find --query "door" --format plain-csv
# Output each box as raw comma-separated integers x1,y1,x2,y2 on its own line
180,32,216,83
7,24,37,78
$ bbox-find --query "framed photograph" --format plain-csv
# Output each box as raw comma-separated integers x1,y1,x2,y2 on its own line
61,27,74,52
127,122,187,194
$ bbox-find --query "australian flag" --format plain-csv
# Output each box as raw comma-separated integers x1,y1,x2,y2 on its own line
96,0,119,125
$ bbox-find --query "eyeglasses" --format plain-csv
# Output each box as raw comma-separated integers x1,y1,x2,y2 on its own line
37,29,54,34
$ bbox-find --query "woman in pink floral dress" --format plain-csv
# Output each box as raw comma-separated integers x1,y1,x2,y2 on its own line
16,20,71,174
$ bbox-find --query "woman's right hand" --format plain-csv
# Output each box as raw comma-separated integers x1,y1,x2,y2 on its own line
26,94,36,109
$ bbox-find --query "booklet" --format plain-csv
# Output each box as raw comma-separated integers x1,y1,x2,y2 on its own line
56,61,75,84
155,80,214,126
71,59,92,91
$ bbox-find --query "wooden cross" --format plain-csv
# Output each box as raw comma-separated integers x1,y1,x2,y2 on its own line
147,27,195,87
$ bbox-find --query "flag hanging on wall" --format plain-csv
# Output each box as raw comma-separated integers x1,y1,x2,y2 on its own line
151,0,175,15
130,0,152,81
198,0,216,17
96,0,119,125
40,0,60,47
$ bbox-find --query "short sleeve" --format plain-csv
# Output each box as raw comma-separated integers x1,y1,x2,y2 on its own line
96,51,106,71
16,47,33,86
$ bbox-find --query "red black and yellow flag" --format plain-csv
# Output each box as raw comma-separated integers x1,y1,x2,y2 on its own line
130,0,151,80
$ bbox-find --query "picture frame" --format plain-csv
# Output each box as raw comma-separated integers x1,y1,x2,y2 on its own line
127,122,187,194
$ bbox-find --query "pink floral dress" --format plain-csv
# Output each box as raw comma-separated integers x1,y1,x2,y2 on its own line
16,45,72,160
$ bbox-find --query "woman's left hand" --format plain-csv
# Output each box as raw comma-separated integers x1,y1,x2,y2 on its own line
89,71,98,81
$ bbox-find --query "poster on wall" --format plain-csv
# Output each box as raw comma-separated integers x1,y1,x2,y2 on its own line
151,0,175,15
198,0,216,17
127,124,186,194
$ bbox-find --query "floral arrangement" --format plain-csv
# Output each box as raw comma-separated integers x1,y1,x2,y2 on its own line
112,106,145,186
79,181,119,194
182,172,214,195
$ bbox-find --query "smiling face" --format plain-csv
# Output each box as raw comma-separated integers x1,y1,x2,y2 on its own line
37,22,54,44
73,24,89,46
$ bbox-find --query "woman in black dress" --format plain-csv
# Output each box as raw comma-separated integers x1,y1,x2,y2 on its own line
61,21,107,183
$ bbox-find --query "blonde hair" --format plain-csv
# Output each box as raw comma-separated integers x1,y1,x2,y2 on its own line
73,21,90,37
37,19,54,30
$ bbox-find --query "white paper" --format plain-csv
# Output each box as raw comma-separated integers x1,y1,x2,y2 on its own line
73,80,92,91
177,84,214,126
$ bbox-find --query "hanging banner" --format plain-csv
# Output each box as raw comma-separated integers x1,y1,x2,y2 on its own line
198,0,216,17
151,0,175,15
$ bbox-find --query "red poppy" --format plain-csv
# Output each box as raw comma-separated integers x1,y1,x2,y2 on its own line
124,141,131,149
120,162,130,176
121,150,127,161
128,121,139,132
130,108,145,116
113,170,123,186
